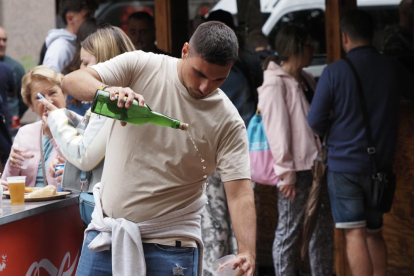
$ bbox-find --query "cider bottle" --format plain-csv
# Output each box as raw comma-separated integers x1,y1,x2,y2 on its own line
91,90,188,131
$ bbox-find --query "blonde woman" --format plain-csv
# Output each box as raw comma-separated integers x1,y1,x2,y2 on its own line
1,66,69,187
42,25,135,225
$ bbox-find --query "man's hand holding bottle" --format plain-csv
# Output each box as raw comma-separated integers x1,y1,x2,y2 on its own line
103,86,146,127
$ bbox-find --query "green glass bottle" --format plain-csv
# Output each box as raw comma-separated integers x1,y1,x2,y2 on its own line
91,90,188,131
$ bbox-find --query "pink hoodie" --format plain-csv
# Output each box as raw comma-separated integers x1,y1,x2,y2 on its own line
1,121,64,187
258,61,320,186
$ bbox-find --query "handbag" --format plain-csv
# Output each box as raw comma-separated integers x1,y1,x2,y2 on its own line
79,191,95,225
61,160,104,193
247,110,279,185
344,57,396,213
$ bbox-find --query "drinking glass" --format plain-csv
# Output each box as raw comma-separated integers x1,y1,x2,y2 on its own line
7,176,26,205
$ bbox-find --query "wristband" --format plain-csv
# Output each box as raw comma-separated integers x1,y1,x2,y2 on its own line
98,84,110,91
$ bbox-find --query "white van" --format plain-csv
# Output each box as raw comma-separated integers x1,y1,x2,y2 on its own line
262,0,400,76
212,0,280,14
212,0,401,77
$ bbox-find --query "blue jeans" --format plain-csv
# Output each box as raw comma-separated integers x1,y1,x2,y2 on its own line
76,230,199,276
327,171,383,231
79,192,95,226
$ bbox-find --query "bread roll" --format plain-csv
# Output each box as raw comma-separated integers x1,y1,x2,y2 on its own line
25,187,41,193
26,185,57,198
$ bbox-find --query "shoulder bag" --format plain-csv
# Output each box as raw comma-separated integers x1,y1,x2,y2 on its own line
344,57,396,213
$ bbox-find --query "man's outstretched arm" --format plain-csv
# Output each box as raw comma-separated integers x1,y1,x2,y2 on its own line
62,68,145,109
224,178,256,276
62,68,102,102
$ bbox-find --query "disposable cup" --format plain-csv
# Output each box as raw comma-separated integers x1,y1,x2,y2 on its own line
21,158,30,170
211,254,239,276
20,148,32,169
7,176,26,205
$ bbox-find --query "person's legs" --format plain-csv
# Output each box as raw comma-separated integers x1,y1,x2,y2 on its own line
75,230,112,276
327,171,372,276
144,243,199,275
366,230,387,276
308,180,334,276
273,171,311,276
365,208,387,276
344,227,373,276
201,171,234,276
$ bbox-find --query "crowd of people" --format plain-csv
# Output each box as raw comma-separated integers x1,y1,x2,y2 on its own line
0,0,413,275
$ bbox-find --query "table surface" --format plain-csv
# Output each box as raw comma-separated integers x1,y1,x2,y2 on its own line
0,192,80,225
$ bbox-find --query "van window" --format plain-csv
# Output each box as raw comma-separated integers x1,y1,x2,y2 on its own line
267,9,326,66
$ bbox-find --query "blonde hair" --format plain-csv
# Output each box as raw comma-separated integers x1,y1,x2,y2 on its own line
81,25,135,63
21,66,64,106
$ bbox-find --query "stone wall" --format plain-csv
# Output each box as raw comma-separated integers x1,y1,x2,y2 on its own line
0,0,55,71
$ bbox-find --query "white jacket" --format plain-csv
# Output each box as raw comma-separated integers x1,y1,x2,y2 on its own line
47,108,111,171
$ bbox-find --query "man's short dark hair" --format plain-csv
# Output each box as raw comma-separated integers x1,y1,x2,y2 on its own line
340,10,375,43
128,11,155,29
189,21,238,66
59,0,98,25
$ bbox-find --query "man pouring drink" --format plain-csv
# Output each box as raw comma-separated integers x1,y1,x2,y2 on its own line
60,21,256,276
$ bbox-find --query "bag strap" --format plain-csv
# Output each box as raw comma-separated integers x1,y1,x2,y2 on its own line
343,57,378,174
80,170,90,191
322,125,330,148
40,127,48,187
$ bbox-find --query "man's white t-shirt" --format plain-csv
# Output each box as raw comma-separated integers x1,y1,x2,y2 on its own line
91,51,250,246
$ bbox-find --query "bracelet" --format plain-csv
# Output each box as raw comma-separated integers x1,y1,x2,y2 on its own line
98,84,110,91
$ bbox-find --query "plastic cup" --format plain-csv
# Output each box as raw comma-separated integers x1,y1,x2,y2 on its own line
21,158,30,170
20,148,32,170
211,254,239,276
7,176,26,205
13,144,32,170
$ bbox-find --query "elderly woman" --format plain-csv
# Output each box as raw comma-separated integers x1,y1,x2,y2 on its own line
1,66,71,188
